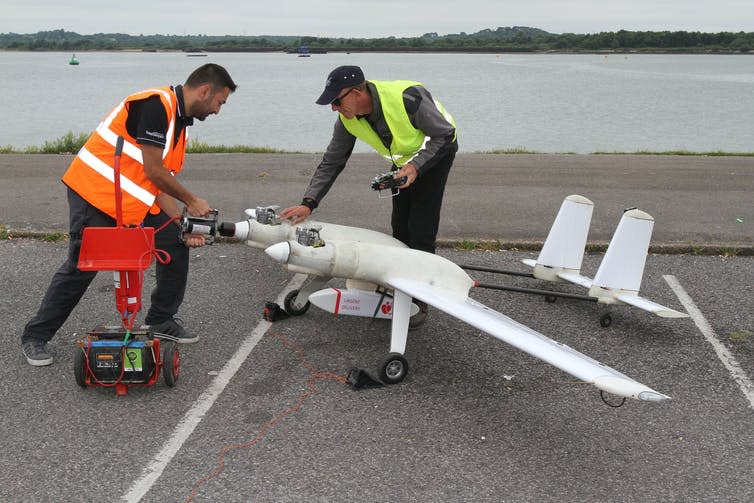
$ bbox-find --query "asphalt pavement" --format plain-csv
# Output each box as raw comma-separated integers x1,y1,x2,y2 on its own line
1,152,752,250
0,153,752,502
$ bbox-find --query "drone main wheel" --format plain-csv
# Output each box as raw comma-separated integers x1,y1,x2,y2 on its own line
284,289,310,316
379,353,409,384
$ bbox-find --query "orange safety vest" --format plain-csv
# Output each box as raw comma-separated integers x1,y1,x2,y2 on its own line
62,86,187,225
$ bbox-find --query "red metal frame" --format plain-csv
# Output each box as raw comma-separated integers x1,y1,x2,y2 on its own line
74,136,170,395
77,137,155,330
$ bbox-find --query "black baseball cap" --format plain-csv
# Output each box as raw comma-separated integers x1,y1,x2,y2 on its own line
315,65,365,105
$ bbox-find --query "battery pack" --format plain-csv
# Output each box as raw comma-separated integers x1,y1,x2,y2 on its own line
84,340,156,384
75,326,180,394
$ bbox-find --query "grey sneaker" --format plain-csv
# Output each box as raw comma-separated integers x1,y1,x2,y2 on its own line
22,340,54,366
408,300,429,331
149,318,199,344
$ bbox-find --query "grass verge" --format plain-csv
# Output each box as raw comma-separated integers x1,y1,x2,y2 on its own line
4,133,754,157
0,133,296,154
1,131,89,154
592,150,754,157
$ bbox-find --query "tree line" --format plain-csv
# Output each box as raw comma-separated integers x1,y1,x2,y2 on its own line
1,27,753,52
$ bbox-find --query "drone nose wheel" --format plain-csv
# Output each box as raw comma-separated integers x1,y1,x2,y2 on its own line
284,289,311,316
379,353,409,384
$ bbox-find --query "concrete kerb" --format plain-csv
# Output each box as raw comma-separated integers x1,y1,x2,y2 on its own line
3,229,752,257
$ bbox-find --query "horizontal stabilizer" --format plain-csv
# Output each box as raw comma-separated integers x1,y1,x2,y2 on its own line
388,277,669,401
615,294,689,318
557,272,593,289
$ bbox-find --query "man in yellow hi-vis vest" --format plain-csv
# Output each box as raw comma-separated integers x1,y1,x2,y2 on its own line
281,65,458,329
21,64,236,367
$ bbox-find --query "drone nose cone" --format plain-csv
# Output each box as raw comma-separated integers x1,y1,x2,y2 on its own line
218,220,249,240
265,242,291,263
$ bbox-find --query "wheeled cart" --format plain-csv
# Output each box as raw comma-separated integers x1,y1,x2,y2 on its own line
73,136,180,395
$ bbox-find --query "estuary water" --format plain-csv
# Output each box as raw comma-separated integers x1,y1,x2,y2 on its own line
1,51,753,153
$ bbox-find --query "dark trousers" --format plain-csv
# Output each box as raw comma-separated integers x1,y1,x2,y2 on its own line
391,151,455,254
21,188,189,344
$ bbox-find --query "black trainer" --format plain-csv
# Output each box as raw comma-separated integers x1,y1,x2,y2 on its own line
149,318,199,344
22,340,54,366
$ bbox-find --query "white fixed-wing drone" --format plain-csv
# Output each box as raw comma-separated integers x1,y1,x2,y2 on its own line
222,203,673,404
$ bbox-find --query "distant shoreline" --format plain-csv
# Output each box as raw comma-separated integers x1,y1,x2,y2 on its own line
4,28,751,54
2,48,753,56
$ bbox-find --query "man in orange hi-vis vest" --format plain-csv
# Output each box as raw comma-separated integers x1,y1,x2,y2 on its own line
21,64,237,367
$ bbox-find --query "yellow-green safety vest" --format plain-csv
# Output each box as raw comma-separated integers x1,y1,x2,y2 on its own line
340,80,456,167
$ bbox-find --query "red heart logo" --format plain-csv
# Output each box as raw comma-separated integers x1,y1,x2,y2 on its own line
381,301,392,314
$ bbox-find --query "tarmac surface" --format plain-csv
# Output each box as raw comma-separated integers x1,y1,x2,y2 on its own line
0,153,752,502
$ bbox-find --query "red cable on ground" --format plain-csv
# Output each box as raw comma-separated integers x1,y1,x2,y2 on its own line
185,330,347,503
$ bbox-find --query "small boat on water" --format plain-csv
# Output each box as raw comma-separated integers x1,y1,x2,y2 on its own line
184,49,208,57
184,48,208,57
286,44,326,56
69,54,79,65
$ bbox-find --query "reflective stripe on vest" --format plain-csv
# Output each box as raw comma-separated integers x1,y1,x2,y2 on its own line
77,146,156,207
62,87,186,224
340,80,456,167
97,87,176,163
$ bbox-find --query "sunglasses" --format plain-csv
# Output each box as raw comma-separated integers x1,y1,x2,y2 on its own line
331,87,355,106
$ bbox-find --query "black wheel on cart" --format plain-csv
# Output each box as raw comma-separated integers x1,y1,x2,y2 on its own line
162,341,180,387
284,289,310,316
74,348,88,388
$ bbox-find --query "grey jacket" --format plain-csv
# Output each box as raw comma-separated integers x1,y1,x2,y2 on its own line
303,82,458,204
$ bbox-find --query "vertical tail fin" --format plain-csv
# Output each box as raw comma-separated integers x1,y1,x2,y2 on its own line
524,195,593,282
590,209,654,296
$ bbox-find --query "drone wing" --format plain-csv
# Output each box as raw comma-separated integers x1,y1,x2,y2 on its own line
387,277,670,402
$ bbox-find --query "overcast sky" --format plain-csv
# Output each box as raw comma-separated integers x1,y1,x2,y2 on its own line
2,0,753,37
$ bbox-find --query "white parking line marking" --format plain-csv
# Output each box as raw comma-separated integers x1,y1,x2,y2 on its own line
664,274,754,410
122,274,308,503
